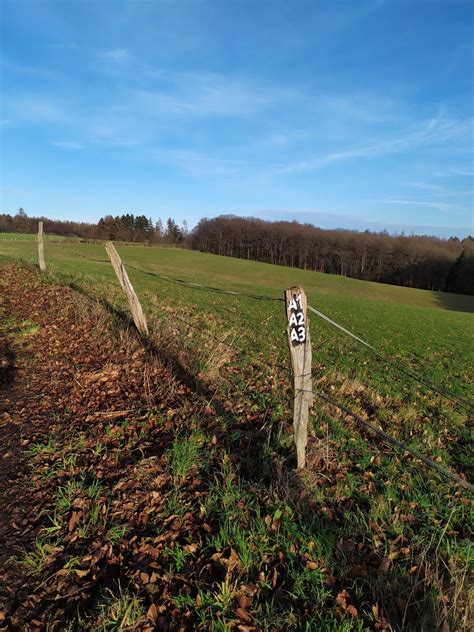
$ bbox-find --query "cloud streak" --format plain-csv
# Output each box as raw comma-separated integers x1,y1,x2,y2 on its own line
278,113,473,174
3,95,65,123
99,48,131,62
372,197,469,217
133,72,297,118
149,148,249,177
51,140,84,150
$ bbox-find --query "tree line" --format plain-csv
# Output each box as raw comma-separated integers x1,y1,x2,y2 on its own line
1,209,473,295
0,209,187,245
190,215,474,295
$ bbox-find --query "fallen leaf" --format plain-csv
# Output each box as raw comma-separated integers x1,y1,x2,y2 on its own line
238,594,251,609
236,608,252,622
68,510,82,532
147,603,158,623
336,590,349,608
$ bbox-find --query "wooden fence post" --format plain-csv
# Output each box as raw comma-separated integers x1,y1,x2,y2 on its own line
105,241,149,336
37,222,46,271
284,286,312,468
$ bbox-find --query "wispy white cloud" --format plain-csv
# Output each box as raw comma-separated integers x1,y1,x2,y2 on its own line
1,186,32,196
51,140,84,150
3,96,65,123
278,112,473,174
403,182,472,198
449,169,474,177
434,167,474,178
371,197,469,216
99,48,131,62
1,58,55,78
406,181,444,192
149,148,248,176
134,72,296,118
316,93,398,124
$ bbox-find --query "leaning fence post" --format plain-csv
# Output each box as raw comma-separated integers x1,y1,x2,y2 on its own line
37,221,46,271
285,286,312,469
105,241,149,336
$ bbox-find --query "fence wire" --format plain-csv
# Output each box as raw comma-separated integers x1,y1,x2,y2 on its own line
61,244,473,414
304,387,474,492
307,304,474,414
46,242,474,491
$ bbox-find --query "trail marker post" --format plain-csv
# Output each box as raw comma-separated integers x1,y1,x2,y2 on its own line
285,286,312,468
105,241,149,336
37,222,46,271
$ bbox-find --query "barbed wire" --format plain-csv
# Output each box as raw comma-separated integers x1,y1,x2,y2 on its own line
299,386,474,492
126,252,474,413
157,304,291,373
307,304,474,413
125,262,284,302
61,244,473,413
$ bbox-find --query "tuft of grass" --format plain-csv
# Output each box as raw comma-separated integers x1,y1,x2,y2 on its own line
96,586,145,630
18,320,39,337
105,524,130,544
27,435,60,456
164,542,193,573
16,538,49,575
168,429,207,482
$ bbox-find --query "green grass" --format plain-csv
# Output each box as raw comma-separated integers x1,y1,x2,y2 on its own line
95,587,145,630
15,538,50,575
168,429,209,482
2,238,473,487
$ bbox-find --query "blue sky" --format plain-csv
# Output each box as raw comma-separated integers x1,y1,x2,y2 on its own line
1,0,473,237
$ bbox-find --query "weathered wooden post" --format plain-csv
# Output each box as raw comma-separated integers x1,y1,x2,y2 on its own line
37,222,46,271
285,286,312,469
105,241,149,336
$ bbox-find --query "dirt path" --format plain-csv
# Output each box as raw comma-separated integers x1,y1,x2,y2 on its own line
0,263,195,630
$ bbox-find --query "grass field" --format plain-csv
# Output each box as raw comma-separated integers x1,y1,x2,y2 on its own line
1,235,473,397
1,235,473,630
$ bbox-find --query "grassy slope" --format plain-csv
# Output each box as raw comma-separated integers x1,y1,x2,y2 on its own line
1,233,473,310
1,237,473,629
1,238,473,388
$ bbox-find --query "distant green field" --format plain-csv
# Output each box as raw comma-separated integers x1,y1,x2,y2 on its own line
0,232,69,242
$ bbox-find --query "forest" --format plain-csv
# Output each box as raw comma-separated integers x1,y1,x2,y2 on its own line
0,209,185,244
191,215,474,295
1,209,473,295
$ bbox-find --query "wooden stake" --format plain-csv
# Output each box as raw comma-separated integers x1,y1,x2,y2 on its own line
37,222,46,271
105,241,149,336
285,286,312,468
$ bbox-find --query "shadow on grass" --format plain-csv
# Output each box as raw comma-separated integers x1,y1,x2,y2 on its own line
433,289,474,313
0,339,16,393
0,293,17,393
